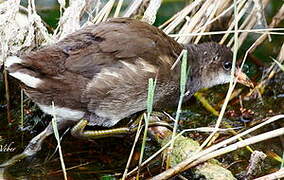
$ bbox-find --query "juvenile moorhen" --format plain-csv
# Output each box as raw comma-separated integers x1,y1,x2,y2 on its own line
2,18,251,167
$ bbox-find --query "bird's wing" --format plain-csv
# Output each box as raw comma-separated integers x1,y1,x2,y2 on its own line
11,18,181,80
61,18,182,79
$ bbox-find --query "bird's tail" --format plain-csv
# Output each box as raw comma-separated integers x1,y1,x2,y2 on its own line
5,56,43,88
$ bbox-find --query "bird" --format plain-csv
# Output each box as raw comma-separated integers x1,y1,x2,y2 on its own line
1,18,252,167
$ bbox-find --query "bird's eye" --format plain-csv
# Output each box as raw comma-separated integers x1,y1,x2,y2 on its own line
223,61,232,70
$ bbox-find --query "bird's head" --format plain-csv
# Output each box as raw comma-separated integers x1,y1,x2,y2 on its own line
184,42,253,96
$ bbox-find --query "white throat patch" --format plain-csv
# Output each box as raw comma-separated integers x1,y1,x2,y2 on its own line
203,72,232,88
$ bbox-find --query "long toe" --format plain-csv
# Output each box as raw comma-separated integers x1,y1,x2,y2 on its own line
0,152,29,168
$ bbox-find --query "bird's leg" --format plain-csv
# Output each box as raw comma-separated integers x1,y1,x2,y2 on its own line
71,113,173,140
71,119,133,139
0,119,71,168
0,123,53,168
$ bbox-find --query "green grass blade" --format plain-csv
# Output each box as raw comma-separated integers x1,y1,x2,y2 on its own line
138,78,156,178
271,57,284,72
51,102,67,180
167,50,188,168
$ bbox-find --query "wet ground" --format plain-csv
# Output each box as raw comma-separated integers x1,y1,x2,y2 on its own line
0,69,283,179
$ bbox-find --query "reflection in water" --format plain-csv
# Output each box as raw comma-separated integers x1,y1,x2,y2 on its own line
0,167,7,180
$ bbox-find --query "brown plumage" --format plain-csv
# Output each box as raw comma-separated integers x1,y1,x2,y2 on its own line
6,18,252,127
7,18,185,126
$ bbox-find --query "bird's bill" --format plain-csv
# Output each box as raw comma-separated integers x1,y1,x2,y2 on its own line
235,68,254,88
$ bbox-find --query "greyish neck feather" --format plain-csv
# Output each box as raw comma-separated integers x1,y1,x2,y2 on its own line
201,72,232,89
185,77,201,98
185,72,232,98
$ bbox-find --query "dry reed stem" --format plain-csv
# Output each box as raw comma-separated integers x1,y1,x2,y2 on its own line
26,0,53,45
248,4,284,53
114,0,124,17
82,0,100,18
123,0,143,17
195,0,241,164
246,4,284,96
177,0,214,44
152,115,284,180
0,0,25,61
84,0,102,23
247,42,284,97
142,0,162,24
254,168,284,180
193,0,220,44
1,0,22,123
55,0,86,40
127,126,240,177
193,0,236,35
169,28,284,37
253,0,271,41
161,0,204,34
91,0,115,24
230,0,270,47
122,117,143,180
185,126,284,170
219,0,249,45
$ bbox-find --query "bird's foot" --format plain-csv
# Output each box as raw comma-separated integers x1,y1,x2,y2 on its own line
71,119,132,139
71,112,173,140
0,130,47,168
0,152,28,168
0,121,55,168
71,117,172,140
